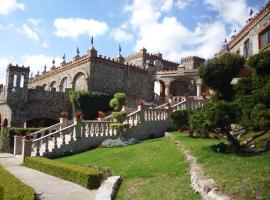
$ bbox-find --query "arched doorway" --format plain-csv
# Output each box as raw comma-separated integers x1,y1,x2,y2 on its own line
26,118,59,128
73,72,87,91
59,77,68,92
154,80,165,97
50,81,57,91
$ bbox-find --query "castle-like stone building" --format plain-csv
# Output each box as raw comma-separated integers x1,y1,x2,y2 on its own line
219,1,270,57
0,45,205,127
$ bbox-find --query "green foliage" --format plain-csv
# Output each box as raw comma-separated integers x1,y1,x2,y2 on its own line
58,137,200,200
248,50,270,75
24,157,102,189
112,111,128,123
0,165,35,200
204,101,240,133
7,127,42,136
110,123,129,133
109,92,127,111
189,111,209,138
234,77,253,97
0,128,10,153
199,52,245,100
69,90,111,120
250,104,270,131
171,110,192,130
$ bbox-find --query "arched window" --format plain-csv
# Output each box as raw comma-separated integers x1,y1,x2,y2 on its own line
73,73,87,91
59,77,68,92
42,84,47,90
50,81,57,91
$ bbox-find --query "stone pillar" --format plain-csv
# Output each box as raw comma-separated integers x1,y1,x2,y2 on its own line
138,105,145,123
164,83,171,98
60,118,68,129
14,135,22,155
74,118,82,139
196,79,202,97
22,139,32,161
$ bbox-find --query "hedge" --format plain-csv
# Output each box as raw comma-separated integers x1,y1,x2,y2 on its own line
69,90,112,120
0,165,35,200
24,157,102,189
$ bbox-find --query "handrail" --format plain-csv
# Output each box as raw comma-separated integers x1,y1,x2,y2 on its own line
126,110,140,117
29,122,61,136
33,123,76,143
171,100,186,108
82,120,112,124
154,102,169,109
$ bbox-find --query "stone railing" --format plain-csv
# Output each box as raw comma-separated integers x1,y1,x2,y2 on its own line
31,123,77,157
17,98,209,160
29,122,61,139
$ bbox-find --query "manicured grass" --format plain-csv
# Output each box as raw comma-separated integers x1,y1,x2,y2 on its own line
171,132,270,200
58,137,199,200
0,165,35,200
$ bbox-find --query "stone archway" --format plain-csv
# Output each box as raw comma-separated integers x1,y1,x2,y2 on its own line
49,81,57,91
59,77,68,92
154,80,165,97
73,72,87,91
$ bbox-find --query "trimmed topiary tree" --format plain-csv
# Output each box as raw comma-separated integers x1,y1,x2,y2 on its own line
109,92,127,111
0,128,11,153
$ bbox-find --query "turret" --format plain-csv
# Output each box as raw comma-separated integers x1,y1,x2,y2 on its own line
5,64,30,103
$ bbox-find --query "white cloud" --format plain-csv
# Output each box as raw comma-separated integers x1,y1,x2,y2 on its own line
54,18,108,38
161,0,173,12
0,24,14,30
0,58,11,84
19,24,39,41
28,18,42,26
0,0,25,15
203,0,251,30
41,41,48,49
111,28,134,42
175,0,194,10
21,54,61,76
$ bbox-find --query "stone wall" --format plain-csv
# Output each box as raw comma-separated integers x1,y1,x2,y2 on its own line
90,58,154,102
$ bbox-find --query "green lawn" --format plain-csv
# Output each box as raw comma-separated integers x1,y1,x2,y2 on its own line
58,137,199,200
171,132,270,200
0,165,35,200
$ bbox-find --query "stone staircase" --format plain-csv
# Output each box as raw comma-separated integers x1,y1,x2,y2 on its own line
14,96,209,159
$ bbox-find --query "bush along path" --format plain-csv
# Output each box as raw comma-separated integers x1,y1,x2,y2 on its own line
0,153,97,200
167,133,231,200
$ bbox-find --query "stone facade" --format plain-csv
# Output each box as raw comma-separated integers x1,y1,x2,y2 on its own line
219,1,270,58
0,46,205,127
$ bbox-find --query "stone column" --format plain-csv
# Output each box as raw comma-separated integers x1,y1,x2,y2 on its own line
60,117,68,129
22,139,32,161
196,79,202,97
74,118,82,139
14,135,22,155
164,83,171,98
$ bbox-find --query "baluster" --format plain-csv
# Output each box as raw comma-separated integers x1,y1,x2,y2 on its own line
54,134,58,149
81,123,86,138
36,141,40,156
62,129,66,145
70,126,74,141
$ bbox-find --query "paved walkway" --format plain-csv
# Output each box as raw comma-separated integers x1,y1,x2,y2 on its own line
0,153,97,200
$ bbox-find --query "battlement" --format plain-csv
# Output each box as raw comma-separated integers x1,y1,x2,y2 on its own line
7,64,30,72
181,56,205,70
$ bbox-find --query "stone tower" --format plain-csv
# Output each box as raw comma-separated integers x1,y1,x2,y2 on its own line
5,64,30,103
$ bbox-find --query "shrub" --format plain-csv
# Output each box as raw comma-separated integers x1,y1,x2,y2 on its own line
69,90,111,120
110,123,130,133
248,50,270,75
0,128,10,153
109,92,127,111
0,165,35,200
112,111,128,123
171,110,192,130
24,157,102,189
189,111,209,138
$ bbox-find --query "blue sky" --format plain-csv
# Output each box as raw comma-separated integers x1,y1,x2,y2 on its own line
0,0,267,84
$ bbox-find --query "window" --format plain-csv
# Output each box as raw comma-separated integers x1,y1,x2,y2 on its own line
243,39,250,58
259,27,270,49
13,74,17,87
20,75,24,88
